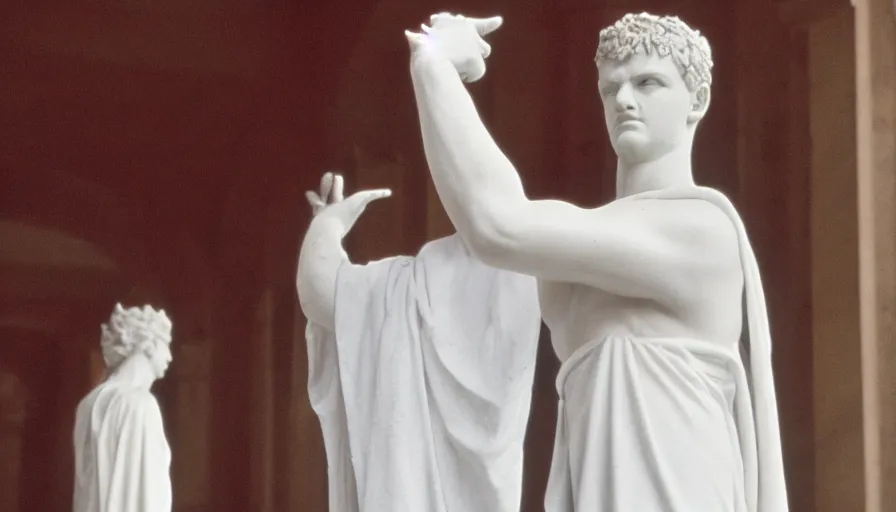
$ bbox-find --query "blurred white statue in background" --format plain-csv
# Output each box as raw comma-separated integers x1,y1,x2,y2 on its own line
73,303,173,512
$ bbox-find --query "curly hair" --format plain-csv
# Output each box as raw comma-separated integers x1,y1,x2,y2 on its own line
596,12,713,92
100,303,172,370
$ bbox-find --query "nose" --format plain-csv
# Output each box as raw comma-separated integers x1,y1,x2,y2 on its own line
614,83,636,113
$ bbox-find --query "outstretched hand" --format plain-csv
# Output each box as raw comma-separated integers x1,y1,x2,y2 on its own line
305,172,391,234
405,13,503,83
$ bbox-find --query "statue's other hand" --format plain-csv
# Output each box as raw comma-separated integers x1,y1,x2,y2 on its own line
305,172,391,234
405,13,503,83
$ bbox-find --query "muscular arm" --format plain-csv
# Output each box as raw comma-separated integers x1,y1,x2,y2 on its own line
296,216,348,331
409,47,738,300
409,46,527,252
474,197,741,299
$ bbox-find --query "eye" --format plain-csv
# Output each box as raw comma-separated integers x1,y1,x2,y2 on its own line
598,83,619,97
638,77,662,87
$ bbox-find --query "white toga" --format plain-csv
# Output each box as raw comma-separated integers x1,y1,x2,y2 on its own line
544,187,789,512
306,234,542,512
73,382,172,512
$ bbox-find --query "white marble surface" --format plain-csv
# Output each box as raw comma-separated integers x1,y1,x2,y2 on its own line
73,304,173,512
405,11,789,512
298,174,541,511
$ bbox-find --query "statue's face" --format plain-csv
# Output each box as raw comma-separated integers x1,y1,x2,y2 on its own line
148,338,173,379
597,52,699,164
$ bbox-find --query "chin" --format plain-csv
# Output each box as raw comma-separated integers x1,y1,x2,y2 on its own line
615,133,673,163
612,139,651,162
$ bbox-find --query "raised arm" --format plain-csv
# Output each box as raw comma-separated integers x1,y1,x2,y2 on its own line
407,15,529,256
297,217,345,331
296,173,391,330
406,15,739,300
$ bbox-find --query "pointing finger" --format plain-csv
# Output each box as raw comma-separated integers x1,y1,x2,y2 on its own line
470,16,503,37
362,189,392,204
332,174,345,202
320,172,334,203
348,188,392,209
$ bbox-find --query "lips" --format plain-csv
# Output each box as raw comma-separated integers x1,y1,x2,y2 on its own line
615,117,642,130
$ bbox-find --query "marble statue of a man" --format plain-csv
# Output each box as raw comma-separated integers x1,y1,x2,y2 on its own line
73,303,173,512
406,11,789,512
297,172,541,511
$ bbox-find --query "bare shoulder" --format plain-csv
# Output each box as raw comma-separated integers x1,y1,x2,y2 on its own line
619,197,741,270
659,198,737,237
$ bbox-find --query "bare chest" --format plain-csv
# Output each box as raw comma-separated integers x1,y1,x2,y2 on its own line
537,276,742,362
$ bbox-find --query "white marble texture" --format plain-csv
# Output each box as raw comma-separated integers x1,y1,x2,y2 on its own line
73,304,173,512
405,11,789,512
297,174,541,511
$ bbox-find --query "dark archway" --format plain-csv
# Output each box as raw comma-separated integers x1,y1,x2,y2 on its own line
1,166,212,337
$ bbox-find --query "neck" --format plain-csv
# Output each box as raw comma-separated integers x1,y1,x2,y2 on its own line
615,141,695,198
108,354,156,390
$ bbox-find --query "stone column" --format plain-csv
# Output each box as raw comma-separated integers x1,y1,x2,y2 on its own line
172,343,211,512
250,290,274,512
855,0,896,510
287,302,327,511
807,7,863,512
736,1,815,508
56,329,95,511
0,373,27,512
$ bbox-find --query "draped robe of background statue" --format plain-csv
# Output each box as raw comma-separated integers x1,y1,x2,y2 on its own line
73,304,174,512
296,173,541,512
405,12,789,512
